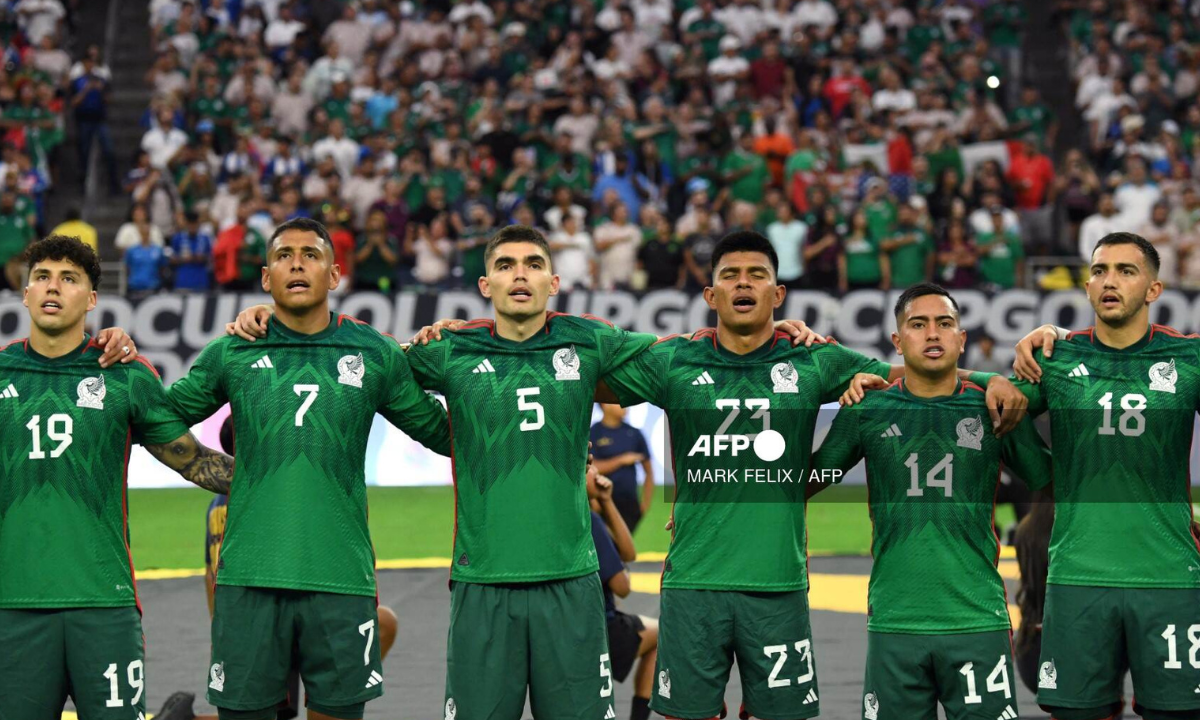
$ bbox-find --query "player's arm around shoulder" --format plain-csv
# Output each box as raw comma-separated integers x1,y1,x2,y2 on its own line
599,330,683,408
377,330,452,456
166,333,234,425
807,341,894,404
809,396,868,499
125,357,235,494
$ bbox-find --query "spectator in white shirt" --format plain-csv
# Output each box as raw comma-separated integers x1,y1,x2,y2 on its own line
873,67,916,114
793,0,837,29
1078,192,1126,261
16,0,65,46
552,96,600,156
549,214,594,290
311,119,361,179
264,4,306,53
708,36,750,107
1114,157,1162,229
593,202,641,290
610,8,651,68
544,186,588,233
140,108,188,170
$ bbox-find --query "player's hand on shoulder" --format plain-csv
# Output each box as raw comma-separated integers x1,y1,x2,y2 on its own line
225,304,274,341
776,319,837,347
410,318,468,345
95,327,138,368
1013,324,1068,383
839,373,888,407
984,376,1028,437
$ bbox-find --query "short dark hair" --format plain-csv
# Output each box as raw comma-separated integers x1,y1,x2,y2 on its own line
1092,231,1161,275
893,282,960,323
271,216,332,246
24,234,102,287
483,224,552,271
219,415,235,456
710,231,779,277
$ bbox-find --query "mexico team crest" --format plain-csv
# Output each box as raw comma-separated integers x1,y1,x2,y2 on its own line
657,669,671,698
338,353,365,388
444,698,456,720
1038,660,1057,689
76,376,105,410
771,361,798,393
553,345,581,381
209,662,225,691
955,415,984,451
1149,359,1177,394
863,692,879,720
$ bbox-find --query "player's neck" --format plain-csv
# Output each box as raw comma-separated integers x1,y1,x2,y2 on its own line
28,324,86,359
274,303,332,335
1094,313,1150,350
902,367,958,398
494,311,547,342
715,320,774,355
601,417,622,428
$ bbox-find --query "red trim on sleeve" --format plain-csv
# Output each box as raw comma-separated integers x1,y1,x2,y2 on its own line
337,314,369,327
132,356,161,378
1151,323,1200,339
1066,327,1094,341
0,338,25,352
579,312,615,328
960,381,984,394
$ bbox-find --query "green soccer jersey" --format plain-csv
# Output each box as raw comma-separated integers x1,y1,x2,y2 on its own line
602,330,892,591
813,380,1051,633
1016,325,1200,589
168,313,451,597
0,337,188,608
407,313,656,584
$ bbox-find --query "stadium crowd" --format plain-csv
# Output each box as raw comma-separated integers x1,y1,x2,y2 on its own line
102,0,1068,297
0,0,89,292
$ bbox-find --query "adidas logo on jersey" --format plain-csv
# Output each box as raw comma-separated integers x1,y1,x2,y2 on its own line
803,689,818,705
604,705,617,719
472,359,496,374
365,670,383,688
880,423,902,438
251,355,274,369
996,705,1017,720
0,383,17,399
692,371,714,385
1067,363,1089,378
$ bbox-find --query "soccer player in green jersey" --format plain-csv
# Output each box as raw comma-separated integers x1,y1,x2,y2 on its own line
599,233,1025,720
1004,232,1200,720
0,235,235,720
167,217,452,720
811,282,1052,720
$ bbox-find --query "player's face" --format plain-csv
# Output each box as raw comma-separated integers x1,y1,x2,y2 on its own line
480,241,560,320
1085,243,1162,327
704,251,784,333
263,229,341,311
892,294,965,377
23,259,96,334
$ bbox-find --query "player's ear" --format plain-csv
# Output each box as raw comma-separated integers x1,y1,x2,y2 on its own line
478,275,491,299
772,281,785,308
1146,276,1163,303
891,331,902,356
260,265,270,293
328,259,341,290
702,285,716,309
86,290,97,313
548,273,560,296
21,285,27,308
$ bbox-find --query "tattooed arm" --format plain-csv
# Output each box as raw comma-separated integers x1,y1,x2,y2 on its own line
146,432,234,494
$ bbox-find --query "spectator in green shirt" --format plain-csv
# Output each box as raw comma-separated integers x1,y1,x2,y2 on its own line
976,206,1025,289
354,207,400,292
862,178,897,241
1008,85,1057,147
0,191,34,290
881,203,934,288
720,132,769,205
838,209,889,292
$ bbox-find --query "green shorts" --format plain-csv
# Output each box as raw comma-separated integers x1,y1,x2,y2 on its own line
0,606,144,720
863,629,1016,720
208,585,383,713
445,573,614,720
652,587,819,720
1038,584,1200,715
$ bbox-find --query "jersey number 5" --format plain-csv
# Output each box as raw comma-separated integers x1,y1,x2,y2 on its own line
517,387,545,431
